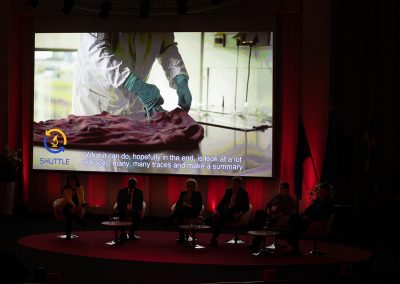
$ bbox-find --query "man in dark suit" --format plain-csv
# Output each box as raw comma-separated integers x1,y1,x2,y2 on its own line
167,178,204,242
249,182,295,252
284,182,335,255
208,176,250,246
116,178,144,241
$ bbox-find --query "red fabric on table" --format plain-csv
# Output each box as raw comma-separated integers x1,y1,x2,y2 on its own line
33,108,204,151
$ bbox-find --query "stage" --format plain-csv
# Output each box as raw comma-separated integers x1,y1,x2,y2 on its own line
18,230,371,267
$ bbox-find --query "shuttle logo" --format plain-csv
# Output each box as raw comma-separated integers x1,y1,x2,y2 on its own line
43,128,67,154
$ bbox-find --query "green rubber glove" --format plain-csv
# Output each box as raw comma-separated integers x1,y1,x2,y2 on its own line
174,74,192,112
124,73,165,118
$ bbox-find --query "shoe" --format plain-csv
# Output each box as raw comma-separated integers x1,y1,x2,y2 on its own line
176,237,185,244
128,234,138,241
209,238,218,247
65,234,71,240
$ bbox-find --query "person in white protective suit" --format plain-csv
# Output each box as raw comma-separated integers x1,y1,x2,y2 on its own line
72,32,192,118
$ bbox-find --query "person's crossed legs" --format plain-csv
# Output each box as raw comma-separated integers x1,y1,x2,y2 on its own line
209,209,236,246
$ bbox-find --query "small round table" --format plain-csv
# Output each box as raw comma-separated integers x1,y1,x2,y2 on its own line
247,230,279,256
101,220,132,246
178,224,210,249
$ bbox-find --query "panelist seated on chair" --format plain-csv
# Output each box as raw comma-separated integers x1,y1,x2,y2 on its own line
55,174,87,240
249,182,295,252
167,178,204,243
283,182,335,255
115,178,144,241
207,176,250,246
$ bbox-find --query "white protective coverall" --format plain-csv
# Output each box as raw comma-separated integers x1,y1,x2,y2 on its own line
72,32,188,116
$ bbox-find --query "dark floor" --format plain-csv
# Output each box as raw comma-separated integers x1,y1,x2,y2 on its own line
0,208,399,284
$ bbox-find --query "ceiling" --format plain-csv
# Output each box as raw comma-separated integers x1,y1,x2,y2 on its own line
20,0,249,16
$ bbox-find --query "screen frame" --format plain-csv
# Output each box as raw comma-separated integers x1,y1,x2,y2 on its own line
30,14,278,179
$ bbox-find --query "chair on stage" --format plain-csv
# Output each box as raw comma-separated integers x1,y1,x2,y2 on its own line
113,201,146,220
170,203,205,217
225,204,253,244
301,214,335,256
53,198,66,222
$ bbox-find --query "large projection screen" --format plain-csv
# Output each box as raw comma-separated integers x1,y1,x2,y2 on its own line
32,32,273,177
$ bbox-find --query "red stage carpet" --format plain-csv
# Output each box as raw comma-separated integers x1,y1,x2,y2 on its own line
18,230,371,266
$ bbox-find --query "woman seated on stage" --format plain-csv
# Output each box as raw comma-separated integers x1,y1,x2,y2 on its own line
167,178,204,243
59,174,87,239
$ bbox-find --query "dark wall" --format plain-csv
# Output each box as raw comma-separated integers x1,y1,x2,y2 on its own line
330,0,399,213
0,1,10,147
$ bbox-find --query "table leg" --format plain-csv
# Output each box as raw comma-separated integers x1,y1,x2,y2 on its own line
115,229,120,244
183,230,190,248
262,236,268,254
185,230,189,242
191,231,196,248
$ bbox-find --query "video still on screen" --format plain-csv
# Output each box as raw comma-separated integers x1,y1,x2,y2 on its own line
33,32,273,177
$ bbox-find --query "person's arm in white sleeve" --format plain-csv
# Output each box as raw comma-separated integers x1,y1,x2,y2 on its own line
82,33,164,117
81,33,131,89
158,33,192,111
157,33,189,89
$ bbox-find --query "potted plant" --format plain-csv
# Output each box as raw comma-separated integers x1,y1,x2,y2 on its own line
0,145,22,215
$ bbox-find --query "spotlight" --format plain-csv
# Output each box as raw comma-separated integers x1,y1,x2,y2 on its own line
28,0,40,7
211,0,222,5
177,0,188,15
139,0,150,19
62,0,76,15
99,0,112,19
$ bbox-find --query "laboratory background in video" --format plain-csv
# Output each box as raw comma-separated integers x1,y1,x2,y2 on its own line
33,32,274,177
